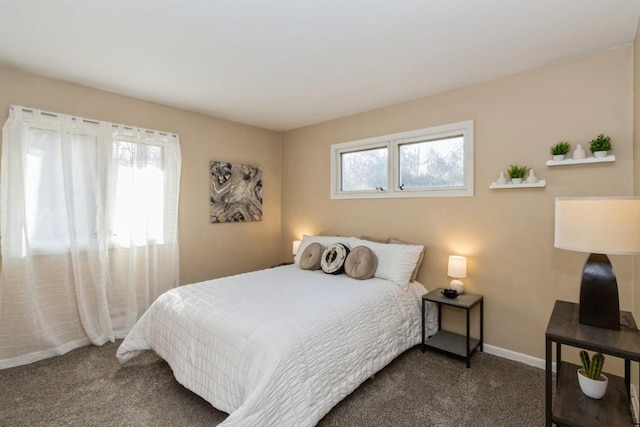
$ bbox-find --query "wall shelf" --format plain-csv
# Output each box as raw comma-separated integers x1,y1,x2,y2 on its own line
489,180,546,189
546,155,615,166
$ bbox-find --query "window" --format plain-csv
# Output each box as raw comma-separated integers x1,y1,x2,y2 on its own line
331,120,473,199
23,121,101,254
2,106,181,257
341,146,388,191
1,105,182,367
111,140,165,247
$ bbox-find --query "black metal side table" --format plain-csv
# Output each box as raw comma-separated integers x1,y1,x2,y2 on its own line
421,288,483,368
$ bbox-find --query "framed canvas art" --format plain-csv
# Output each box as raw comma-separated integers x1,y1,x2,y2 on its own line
210,161,263,223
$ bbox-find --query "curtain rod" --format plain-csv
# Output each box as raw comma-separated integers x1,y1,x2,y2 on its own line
10,104,178,138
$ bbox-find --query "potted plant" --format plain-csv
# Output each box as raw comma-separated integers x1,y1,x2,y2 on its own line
589,134,612,158
507,164,529,184
550,141,571,161
577,350,608,399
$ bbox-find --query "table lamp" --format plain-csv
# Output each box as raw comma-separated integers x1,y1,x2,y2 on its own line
448,255,467,294
554,196,640,330
292,240,301,256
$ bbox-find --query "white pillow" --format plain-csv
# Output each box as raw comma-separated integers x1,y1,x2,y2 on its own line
294,235,351,266
349,238,424,289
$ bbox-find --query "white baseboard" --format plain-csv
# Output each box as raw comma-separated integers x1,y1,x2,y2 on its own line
483,343,555,371
632,384,639,425
483,343,640,424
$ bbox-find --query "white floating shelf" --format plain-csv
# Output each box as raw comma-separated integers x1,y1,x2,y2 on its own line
489,180,546,189
546,155,615,166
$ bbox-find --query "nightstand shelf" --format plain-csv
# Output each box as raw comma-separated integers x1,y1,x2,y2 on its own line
421,288,483,368
422,330,481,358
553,362,631,427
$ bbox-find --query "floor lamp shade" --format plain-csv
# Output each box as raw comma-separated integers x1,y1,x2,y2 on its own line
554,197,640,330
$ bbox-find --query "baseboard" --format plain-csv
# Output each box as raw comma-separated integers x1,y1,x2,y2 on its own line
483,343,555,371
632,384,639,425
483,343,640,424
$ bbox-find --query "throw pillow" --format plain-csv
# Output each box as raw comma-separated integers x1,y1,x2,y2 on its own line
344,246,378,280
320,243,350,275
300,242,324,270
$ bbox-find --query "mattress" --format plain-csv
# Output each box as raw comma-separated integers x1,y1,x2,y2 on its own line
117,265,438,426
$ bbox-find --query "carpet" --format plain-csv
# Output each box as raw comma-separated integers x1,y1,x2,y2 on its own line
0,342,544,426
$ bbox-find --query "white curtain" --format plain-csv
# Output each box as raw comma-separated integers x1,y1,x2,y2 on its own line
0,106,181,369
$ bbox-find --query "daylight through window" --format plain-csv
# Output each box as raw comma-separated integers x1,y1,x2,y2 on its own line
331,120,473,199
2,106,181,257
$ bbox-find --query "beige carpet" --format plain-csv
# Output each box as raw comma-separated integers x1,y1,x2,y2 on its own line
0,342,544,426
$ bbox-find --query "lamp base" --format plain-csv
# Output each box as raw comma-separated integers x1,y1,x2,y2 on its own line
579,253,620,330
449,279,464,294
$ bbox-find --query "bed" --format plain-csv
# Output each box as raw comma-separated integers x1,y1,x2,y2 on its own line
117,236,437,426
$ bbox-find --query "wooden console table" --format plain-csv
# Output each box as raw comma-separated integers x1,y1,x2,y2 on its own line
545,300,640,426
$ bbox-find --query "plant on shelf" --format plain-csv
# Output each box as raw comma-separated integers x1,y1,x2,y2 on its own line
507,164,529,184
589,134,612,158
550,141,571,160
550,141,571,155
580,350,604,380
577,350,608,399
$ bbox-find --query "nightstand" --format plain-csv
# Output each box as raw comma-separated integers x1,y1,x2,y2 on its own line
421,288,483,368
545,300,640,426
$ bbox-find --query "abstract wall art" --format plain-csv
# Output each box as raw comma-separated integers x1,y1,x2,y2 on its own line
210,161,263,223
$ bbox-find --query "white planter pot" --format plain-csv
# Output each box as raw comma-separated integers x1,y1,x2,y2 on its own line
577,369,608,399
511,178,523,184
593,151,608,158
553,154,565,161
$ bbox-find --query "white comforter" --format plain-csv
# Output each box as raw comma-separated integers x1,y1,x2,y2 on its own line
117,265,437,426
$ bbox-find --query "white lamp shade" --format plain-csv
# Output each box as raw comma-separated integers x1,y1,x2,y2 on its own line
555,197,640,255
447,255,467,278
292,240,302,255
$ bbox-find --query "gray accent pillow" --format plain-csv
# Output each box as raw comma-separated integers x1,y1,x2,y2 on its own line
344,246,378,280
300,242,324,270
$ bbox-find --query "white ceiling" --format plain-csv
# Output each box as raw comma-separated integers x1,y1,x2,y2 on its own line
1,1,639,132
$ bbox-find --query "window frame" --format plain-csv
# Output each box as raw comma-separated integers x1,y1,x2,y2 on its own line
330,120,474,199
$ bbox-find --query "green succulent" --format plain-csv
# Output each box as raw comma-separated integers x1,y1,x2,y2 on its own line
589,134,612,153
507,164,529,179
579,350,605,380
550,141,571,155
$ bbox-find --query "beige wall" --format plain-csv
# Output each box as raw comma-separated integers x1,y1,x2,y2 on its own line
281,46,634,359
1,43,635,362
0,65,283,286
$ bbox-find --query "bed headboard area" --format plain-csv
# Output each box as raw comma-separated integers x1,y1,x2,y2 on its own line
293,234,425,289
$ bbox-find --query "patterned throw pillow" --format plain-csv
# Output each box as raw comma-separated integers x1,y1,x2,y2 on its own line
320,243,350,275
